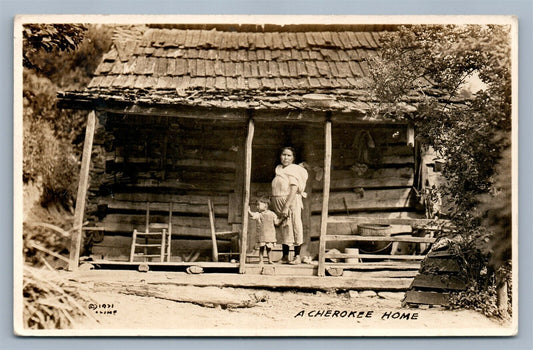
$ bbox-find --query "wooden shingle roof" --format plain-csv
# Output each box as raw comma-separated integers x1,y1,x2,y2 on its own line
61,26,427,113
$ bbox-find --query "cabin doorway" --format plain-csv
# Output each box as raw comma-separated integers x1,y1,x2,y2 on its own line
247,122,323,260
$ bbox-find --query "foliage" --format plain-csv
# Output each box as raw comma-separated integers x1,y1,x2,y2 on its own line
449,281,504,318
23,72,80,206
22,24,114,329
479,139,512,273
432,234,512,318
367,25,513,316
367,25,511,223
23,24,87,70
25,24,114,90
23,265,98,329
23,24,114,207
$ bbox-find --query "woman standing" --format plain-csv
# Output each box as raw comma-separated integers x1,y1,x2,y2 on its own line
271,147,308,264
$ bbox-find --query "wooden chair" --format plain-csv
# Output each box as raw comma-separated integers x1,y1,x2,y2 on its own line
129,202,173,262
208,199,240,262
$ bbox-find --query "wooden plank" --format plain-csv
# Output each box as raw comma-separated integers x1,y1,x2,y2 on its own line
174,137,244,153
326,253,426,260
230,134,245,224
160,130,168,180
407,122,415,147
166,169,236,181
311,215,416,237
325,262,421,270
239,117,254,274
110,193,228,205
227,193,239,224
420,258,461,274
312,168,414,190
318,120,332,277
89,261,239,268
326,126,409,146
327,216,452,230
410,274,467,291
311,188,414,213
244,264,317,277
253,110,326,124
330,154,414,168
177,148,240,162
78,270,414,291
69,111,96,271
208,199,218,262
104,199,228,215
98,222,233,239
325,235,436,243
99,104,248,121
403,290,450,306
342,270,419,278
167,203,173,261
427,250,455,258
113,157,236,171
111,179,235,193
301,127,315,256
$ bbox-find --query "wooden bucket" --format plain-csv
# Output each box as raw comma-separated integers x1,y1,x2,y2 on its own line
356,224,392,254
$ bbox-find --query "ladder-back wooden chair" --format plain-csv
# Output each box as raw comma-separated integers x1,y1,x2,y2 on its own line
129,202,173,262
208,199,240,262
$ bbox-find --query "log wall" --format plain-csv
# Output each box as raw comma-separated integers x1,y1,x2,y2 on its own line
86,114,247,261
247,122,419,258
86,115,418,262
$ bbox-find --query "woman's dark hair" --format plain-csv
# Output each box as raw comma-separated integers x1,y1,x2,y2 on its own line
280,146,296,158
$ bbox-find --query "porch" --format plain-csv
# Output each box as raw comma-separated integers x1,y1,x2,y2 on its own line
66,106,447,289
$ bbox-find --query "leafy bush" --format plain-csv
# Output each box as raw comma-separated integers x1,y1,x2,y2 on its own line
367,25,513,317
23,24,113,207
21,24,113,329
23,71,80,207
449,272,512,319
443,234,512,319
23,266,98,329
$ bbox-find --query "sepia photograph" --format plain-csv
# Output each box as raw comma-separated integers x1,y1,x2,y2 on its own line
13,15,518,336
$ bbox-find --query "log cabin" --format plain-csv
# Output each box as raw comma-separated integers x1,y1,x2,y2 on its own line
59,24,450,282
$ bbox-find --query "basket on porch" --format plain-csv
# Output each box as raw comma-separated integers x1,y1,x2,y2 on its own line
356,224,392,254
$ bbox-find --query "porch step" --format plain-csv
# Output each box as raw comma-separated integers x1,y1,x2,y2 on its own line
402,248,467,307
76,270,415,291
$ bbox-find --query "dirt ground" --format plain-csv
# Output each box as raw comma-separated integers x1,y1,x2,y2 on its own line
77,285,510,336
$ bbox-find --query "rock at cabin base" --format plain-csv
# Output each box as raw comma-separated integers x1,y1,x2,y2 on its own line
79,263,94,271
359,290,378,298
138,264,149,272
348,290,360,299
186,265,204,274
378,292,405,300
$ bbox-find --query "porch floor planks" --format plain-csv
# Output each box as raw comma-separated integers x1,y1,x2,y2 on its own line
73,270,414,291
88,260,240,268
88,260,421,271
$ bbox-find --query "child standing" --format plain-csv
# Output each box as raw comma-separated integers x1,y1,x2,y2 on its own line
248,197,280,265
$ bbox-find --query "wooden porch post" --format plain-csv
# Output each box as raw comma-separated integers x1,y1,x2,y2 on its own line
318,117,332,277
68,110,96,271
239,116,255,274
